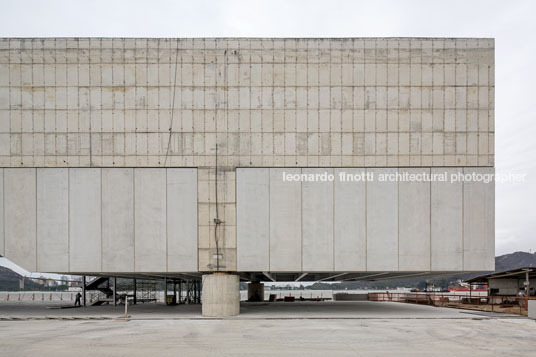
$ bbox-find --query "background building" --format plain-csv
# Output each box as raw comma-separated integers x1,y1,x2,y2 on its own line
0,38,495,315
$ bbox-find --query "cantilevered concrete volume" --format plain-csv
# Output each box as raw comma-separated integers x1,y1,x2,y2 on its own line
0,37,495,316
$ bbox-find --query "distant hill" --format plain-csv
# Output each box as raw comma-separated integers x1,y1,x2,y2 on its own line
495,251,536,271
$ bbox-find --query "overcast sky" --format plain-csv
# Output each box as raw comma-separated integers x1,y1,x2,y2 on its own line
0,0,535,275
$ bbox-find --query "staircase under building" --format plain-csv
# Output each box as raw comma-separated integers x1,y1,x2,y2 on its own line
85,277,119,306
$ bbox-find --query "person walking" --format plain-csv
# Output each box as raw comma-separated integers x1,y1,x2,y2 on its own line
75,292,82,307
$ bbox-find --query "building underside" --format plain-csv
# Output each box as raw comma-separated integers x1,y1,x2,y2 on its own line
40,270,462,283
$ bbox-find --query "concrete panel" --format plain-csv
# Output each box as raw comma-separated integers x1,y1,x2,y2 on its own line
302,168,334,272
102,168,134,272
431,168,463,271
463,168,495,271
334,168,366,271
167,168,198,272
134,168,166,272
270,168,301,272
399,168,431,271
0,169,3,256
37,169,68,272
69,168,101,273
236,168,269,272
4,169,36,272
367,168,398,271
0,38,495,171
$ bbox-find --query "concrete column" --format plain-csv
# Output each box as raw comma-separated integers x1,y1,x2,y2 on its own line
202,273,240,317
247,282,264,302
529,300,536,320
133,278,137,305
82,275,86,307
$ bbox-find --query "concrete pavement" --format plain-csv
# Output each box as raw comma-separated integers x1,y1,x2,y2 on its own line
0,301,534,356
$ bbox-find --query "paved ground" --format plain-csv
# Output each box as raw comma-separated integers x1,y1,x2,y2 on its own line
0,301,534,356
0,300,521,319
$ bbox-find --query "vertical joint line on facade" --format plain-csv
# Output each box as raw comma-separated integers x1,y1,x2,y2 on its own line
133,169,136,271
332,169,335,271
365,168,368,270
397,168,399,271
34,168,37,271
300,168,303,272
195,168,199,269
2,169,5,256
67,169,70,272
100,168,103,271
374,39,377,166
462,169,464,271
268,168,271,271
165,169,168,272
429,168,432,271
88,42,92,166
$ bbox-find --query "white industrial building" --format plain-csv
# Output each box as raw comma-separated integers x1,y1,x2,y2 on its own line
0,38,494,315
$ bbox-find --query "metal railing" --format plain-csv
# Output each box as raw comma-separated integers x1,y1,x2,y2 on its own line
0,292,76,302
368,292,536,315
0,291,114,304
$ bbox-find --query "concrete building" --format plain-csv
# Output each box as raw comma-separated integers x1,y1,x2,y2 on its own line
0,38,495,316
467,267,535,296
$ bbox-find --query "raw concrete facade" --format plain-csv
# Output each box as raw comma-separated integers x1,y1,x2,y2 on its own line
0,167,198,274
237,167,494,274
0,38,495,313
